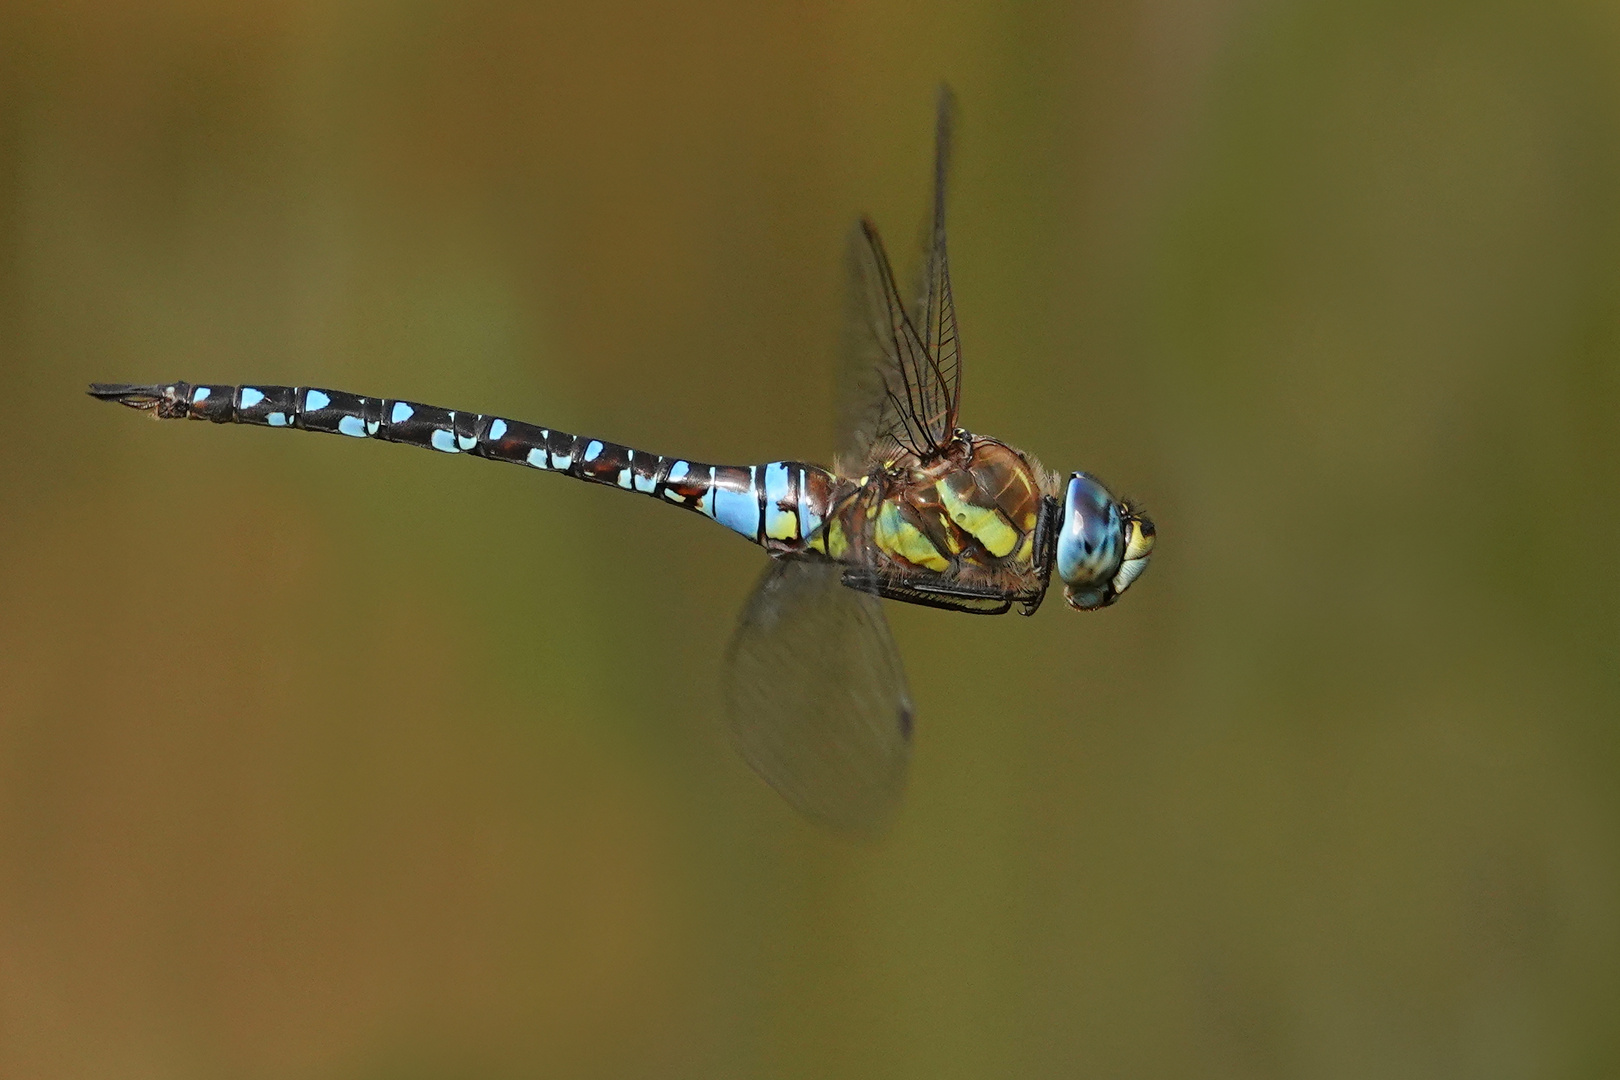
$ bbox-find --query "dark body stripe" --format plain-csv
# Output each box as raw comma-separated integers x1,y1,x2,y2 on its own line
90,381,843,553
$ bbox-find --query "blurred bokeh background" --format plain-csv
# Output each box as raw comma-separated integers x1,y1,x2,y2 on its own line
3,1,1618,1076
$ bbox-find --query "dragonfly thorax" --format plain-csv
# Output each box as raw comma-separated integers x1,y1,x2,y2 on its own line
809,434,1061,614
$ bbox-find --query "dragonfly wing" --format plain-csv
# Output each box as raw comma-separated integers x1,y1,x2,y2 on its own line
915,86,962,436
724,559,914,834
835,88,961,466
836,220,930,464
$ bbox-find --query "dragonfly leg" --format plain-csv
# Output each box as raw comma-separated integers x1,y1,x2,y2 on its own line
838,567,1014,615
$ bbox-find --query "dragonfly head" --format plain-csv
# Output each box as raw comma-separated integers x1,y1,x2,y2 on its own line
1055,472,1155,611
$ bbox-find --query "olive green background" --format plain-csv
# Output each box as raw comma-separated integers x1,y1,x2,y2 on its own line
2,2,1617,1077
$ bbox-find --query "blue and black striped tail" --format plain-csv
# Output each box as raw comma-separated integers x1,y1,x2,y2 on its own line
89,380,841,553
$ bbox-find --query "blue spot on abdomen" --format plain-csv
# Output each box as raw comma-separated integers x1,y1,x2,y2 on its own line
713,468,760,539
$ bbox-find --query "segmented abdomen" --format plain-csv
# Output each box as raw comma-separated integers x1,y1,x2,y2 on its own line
98,381,845,553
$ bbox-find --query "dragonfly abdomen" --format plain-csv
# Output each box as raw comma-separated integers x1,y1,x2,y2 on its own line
88,381,842,552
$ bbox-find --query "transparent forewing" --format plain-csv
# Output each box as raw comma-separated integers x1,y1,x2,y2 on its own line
835,89,962,466
916,86,961,441
724,560,914,834
836,223,900,465
836,222,931,464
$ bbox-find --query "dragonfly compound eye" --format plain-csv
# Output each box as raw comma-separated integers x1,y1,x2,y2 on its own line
1057,472,1126,610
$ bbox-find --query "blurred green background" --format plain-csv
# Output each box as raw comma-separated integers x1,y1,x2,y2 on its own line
3,1,1618,1077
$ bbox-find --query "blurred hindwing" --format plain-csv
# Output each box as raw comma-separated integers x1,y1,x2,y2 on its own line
723,560,914,835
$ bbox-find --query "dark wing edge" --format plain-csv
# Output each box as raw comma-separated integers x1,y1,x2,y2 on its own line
723,560,914,836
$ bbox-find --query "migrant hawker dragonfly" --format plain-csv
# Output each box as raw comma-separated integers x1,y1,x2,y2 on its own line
91,90,1154,833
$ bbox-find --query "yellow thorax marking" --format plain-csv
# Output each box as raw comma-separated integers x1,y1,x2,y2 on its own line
873,502,950,572
826,516,851,560
1014,529,1034,565
937,481,1020,559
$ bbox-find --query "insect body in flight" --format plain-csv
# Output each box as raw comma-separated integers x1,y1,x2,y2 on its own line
90,89,1154,833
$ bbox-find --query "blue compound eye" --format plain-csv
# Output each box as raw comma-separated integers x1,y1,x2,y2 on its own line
1056,473,1125,608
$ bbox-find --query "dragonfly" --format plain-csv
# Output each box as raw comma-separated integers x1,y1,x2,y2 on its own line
90,90,1154,834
